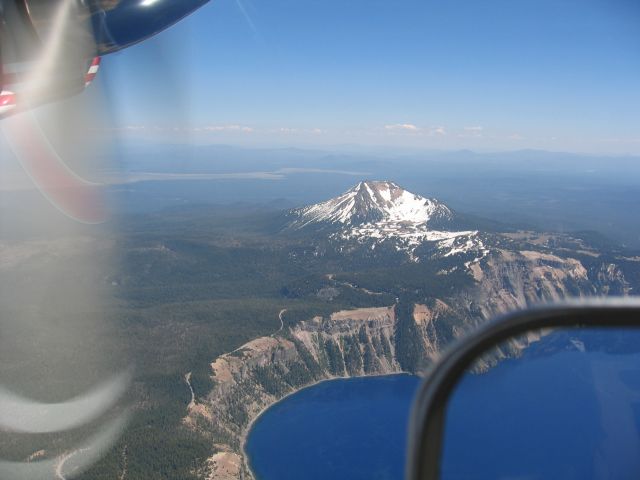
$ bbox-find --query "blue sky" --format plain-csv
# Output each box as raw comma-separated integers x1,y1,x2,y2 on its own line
102,0,640,153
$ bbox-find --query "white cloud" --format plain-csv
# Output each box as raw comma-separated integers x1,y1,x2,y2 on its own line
276,127,325,135
384,123,420,132
383,124,447,137
463,126,483,132
203,125,253,133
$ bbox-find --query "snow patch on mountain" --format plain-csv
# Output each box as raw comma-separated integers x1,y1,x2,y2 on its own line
288,181,489,260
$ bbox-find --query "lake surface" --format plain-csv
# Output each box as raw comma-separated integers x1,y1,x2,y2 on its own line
246,329,640,480
245,374,421,480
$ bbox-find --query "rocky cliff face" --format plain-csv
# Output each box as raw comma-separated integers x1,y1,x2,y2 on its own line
467,249,593,317
187,306,408,480
186,245,632,480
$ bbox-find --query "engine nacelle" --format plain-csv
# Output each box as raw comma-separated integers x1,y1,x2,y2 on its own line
87,0,209,54
0,0,209,111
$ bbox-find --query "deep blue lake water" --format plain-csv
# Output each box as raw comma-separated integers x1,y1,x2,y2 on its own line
245,374,421,480
246,329,640,480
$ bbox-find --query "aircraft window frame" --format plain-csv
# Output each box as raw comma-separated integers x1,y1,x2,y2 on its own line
406,299,640,480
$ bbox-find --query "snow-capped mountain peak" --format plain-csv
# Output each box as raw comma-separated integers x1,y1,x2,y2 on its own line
290,180,453,229
288,181,488,261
